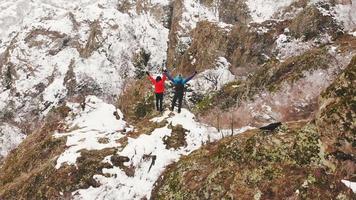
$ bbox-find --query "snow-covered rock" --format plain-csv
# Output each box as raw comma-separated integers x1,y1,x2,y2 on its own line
63,105,253,199
246,0,296,23
0,0,169,154
0,123,26,159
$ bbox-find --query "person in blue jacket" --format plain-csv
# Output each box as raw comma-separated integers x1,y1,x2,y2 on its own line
164,69,197,113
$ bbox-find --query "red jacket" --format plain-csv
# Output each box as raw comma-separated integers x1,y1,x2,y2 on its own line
148,74,167,93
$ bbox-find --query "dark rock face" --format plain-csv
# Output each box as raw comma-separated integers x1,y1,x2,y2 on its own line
316,56,356,180
288,4,341,40
316,56,355,155
259,122,282,131
111,155,130,167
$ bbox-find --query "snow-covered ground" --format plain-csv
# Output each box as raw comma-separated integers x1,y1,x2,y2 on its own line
274,32,333,61
0,0,169,155
246,0,295,23
0,123,26,159
189,57,235,93
54,96,130,169
314,0,356,31
341,180,356,193
54,96,253,199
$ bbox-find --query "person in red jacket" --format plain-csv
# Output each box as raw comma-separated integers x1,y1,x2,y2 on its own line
146,70,167,112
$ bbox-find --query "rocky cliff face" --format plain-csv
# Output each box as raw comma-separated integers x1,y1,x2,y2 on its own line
0,0,170,158
153,56,356,199
0,0,355,199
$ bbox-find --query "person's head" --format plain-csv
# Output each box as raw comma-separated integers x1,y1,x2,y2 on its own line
156,76,162,82
174,75,183,83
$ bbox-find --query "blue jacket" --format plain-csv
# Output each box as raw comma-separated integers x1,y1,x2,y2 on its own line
165,71,196,85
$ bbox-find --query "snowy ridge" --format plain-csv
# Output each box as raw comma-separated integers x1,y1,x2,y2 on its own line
54,96,253,199
0,0,169,153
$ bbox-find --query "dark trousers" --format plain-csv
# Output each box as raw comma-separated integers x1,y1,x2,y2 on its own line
155,93,163,112
171,93,183,113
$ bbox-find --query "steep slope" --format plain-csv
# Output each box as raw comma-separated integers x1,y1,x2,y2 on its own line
0,0,355,199
185,0,356,129
152,56,356,199
0,0,170,158
0,95,252,199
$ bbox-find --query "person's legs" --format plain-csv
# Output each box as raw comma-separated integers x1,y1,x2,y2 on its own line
177,94,183,113
155,93,160,111
171,93,178,111
158,93,163,112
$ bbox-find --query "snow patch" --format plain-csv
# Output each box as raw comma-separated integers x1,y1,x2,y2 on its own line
274,33,332,60
54,96,128,169
0,123,26,159
72,107,254,199
53,95,254,199
190,57,235,93
246,0,295,23
341,180,356,193
180,0,219,31
313,0,356,31
333,2,356,31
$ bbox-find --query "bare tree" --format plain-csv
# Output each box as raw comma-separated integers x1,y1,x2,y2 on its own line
203,72,220,90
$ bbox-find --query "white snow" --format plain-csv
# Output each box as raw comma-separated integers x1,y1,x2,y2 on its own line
0,90,10,111
53,96,253,199
274,33,333,60
175,0,223,53
0,0,169,125
332,1,356,31
0,123,26,159
246,0,295,23
313,0,356,31
54,96,128,169
190,57,235,93
341,180,356,193
275,33,312,60
180,0,219,31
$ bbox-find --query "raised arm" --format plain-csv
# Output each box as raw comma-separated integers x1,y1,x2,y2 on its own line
164,70,174,82
146,71,155,84
162,73,167,81
183,71,197,84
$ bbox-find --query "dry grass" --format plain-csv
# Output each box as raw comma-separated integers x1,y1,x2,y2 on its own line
0,34,18,76
117,78,153,123
76,20,103,58
0,105,117,199
24,29,66,48
153,121,355,199
163,124,188,150
63,59,77,97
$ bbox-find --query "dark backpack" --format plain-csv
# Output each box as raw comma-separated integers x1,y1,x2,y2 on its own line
174,82,185,95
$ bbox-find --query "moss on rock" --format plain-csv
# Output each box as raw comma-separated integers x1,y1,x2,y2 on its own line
153,121,354,199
